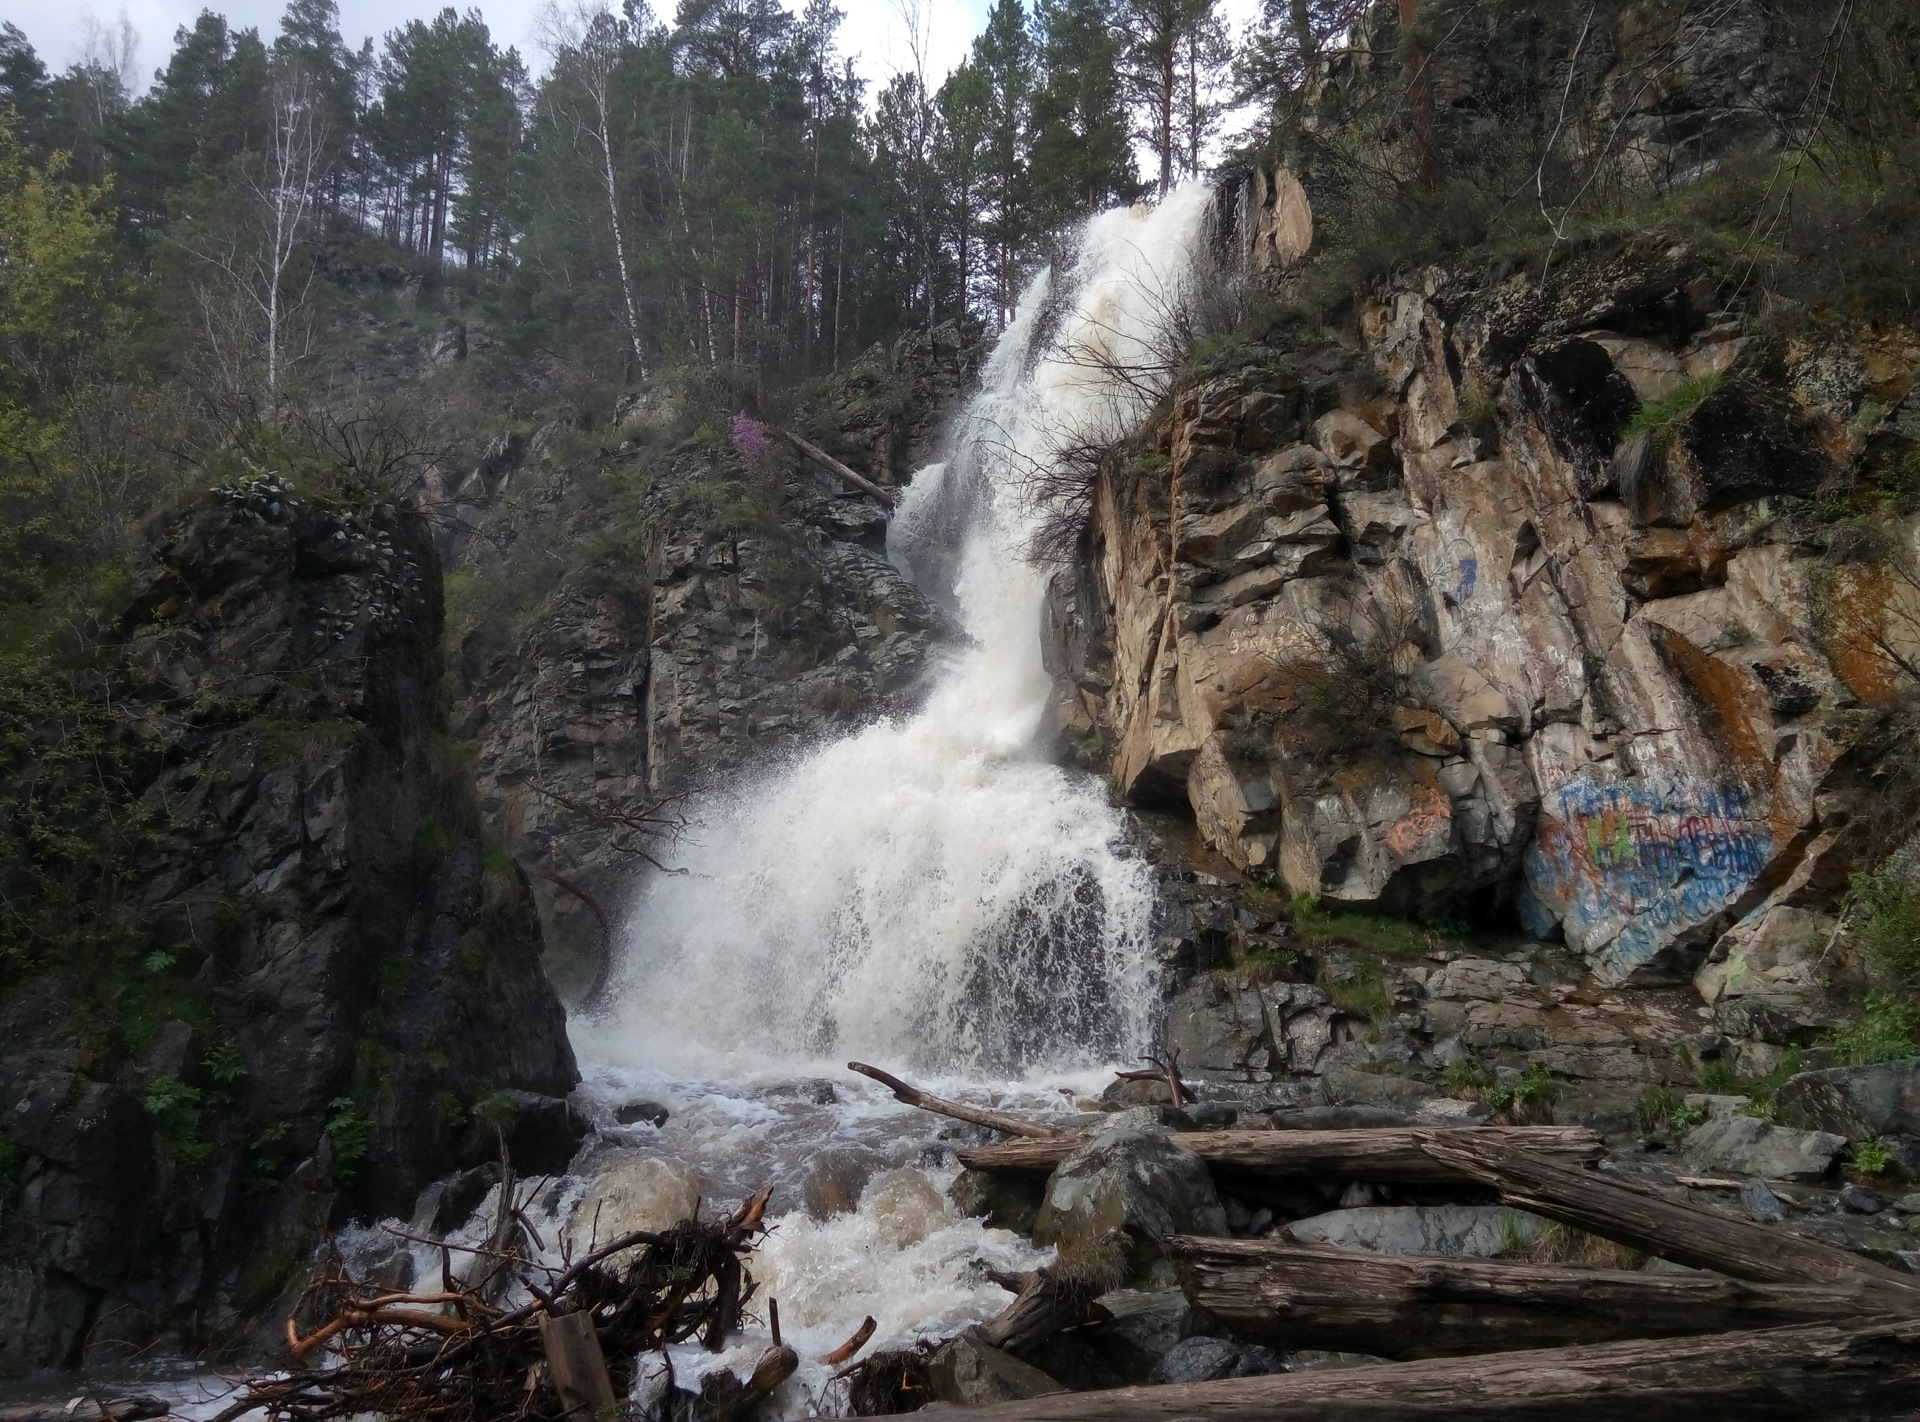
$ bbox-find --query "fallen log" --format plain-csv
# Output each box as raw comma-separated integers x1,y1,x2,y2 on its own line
848,1062,1065,1139
956,1126,1603,1178
978,1266,1114,1354
781,430,896,506
1415,1132,1920,1309
1167,1236,1892,1359
897,1316,1920,1420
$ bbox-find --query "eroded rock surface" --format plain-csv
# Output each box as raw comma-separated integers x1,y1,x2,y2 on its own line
1051,243,1918,987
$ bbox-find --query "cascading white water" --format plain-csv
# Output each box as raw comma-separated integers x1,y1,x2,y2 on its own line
583,182,1219,1081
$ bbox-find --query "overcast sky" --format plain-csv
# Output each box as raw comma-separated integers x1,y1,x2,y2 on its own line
7,0,996,98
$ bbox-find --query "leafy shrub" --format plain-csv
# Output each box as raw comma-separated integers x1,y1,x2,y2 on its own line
1823,993,1920,1067
325,1097,374,1182
1851,1139,1896,1176
1852,866,1920,997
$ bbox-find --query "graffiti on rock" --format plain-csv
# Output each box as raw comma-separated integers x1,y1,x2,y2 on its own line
1521,776,1772,983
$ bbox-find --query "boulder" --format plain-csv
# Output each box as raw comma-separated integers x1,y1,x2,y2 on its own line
1025,1289,1196,1390
1681,1116,1844,1182
1031,1126,1228,1286
1286,1205,1544,1257
928,1333,1067,1405
1772,1058,1920,1141
1317,1066,1440,1112
570,1156,702,1242
1694,906,1833,1004
469,1091,589,1176
1148,1335,1287,1384
950,1168,1043,1234
1740,1178,1790,1222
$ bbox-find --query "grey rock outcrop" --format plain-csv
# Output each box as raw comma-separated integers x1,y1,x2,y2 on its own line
1682,1116,1845,1182
0,488,576,1372
1772,1059,1920,1141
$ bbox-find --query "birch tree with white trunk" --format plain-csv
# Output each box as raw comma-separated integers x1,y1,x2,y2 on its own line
540,0,649,377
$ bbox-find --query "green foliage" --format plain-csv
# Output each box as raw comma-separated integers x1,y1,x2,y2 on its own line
203,1037,248,1088
324,1096,373,1182
138,1072,211,1165
1851,1138,1896,1176
1443,1058,1496,1095
1823,993,1920,1067
1621,372,1724,446
246,1120,292,1193
1852,865,1920,997
1487,1063,1561,1118
1636,1084,1708,1136
1290,892,1476,959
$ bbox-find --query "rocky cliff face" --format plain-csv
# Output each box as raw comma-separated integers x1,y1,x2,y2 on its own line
446,328,966,980
1049,240,1919,996
0,479,578,1372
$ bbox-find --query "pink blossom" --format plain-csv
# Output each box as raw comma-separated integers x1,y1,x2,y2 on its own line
731,413,771,463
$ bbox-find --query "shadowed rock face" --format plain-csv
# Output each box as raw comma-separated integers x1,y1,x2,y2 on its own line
1048,240,1919,986
0,488,577,1373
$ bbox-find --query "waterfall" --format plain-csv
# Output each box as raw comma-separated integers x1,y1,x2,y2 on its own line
584,183,1219,1081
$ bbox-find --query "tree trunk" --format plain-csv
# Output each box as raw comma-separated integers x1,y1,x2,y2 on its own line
1398,0,1442,192
1168,1237,1896,1359
1415,1133,1920,1310
925,1317,1920,1420
956,1127,1603,1179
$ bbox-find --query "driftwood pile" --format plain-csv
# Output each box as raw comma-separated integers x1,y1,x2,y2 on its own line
853,1061,1920,1421
214,1185,781,1422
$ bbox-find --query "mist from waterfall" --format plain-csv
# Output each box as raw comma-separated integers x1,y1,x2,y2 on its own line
584,184,1218,1080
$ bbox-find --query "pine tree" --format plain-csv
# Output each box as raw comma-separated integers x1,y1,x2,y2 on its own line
970,0,1031,327
1029,0,1142,228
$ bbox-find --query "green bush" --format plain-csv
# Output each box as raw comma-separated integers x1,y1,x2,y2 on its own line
324,1097,374,1182
1823,993,1920,1067
1853,866,1920,996
1851,1139,1896,1176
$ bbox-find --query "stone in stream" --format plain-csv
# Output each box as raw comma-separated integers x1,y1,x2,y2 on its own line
1286,1205,1544,1257
1771,1058,1920,1140
615,1100,671,1127
1681,1116,1844,1182
1740,1178,1791,1222
570,1155,701,1242
951,1167,1043,1234
1148,1336,1287,1384
928,1333,1068,1405
1839,1182,1887,1215
1031,1122,1227,1288
1025,1289,1198,1390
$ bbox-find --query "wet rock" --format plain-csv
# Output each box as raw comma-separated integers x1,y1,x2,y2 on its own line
1186,1101,1239,1129
615,1100,671,1127
929,1333,1067,1405
1026,1289,1196,1390
1032,1126,1228,1286
1839,1183,1886,1215
1286,1205,1544,1257
470,1091,590,1175
860,1168,952,1248
799,1146,888,1218
1772,1058,1920,1141
1148,1336,1287,1384
1897,1193,1920,1214
1682,1116,1844,1182
571,1156,702,1241
950,1168,1043,1234
1740,1178,1790,1222
429,1163,502,1234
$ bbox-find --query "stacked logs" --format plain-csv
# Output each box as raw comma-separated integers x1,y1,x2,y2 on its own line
859,1064,1920,1421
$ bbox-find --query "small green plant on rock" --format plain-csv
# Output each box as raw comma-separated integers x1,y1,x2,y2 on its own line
1622,371,1723,447
325,1097,374,1183
1850,1139,1896,1177
1487,1063,1561,1124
